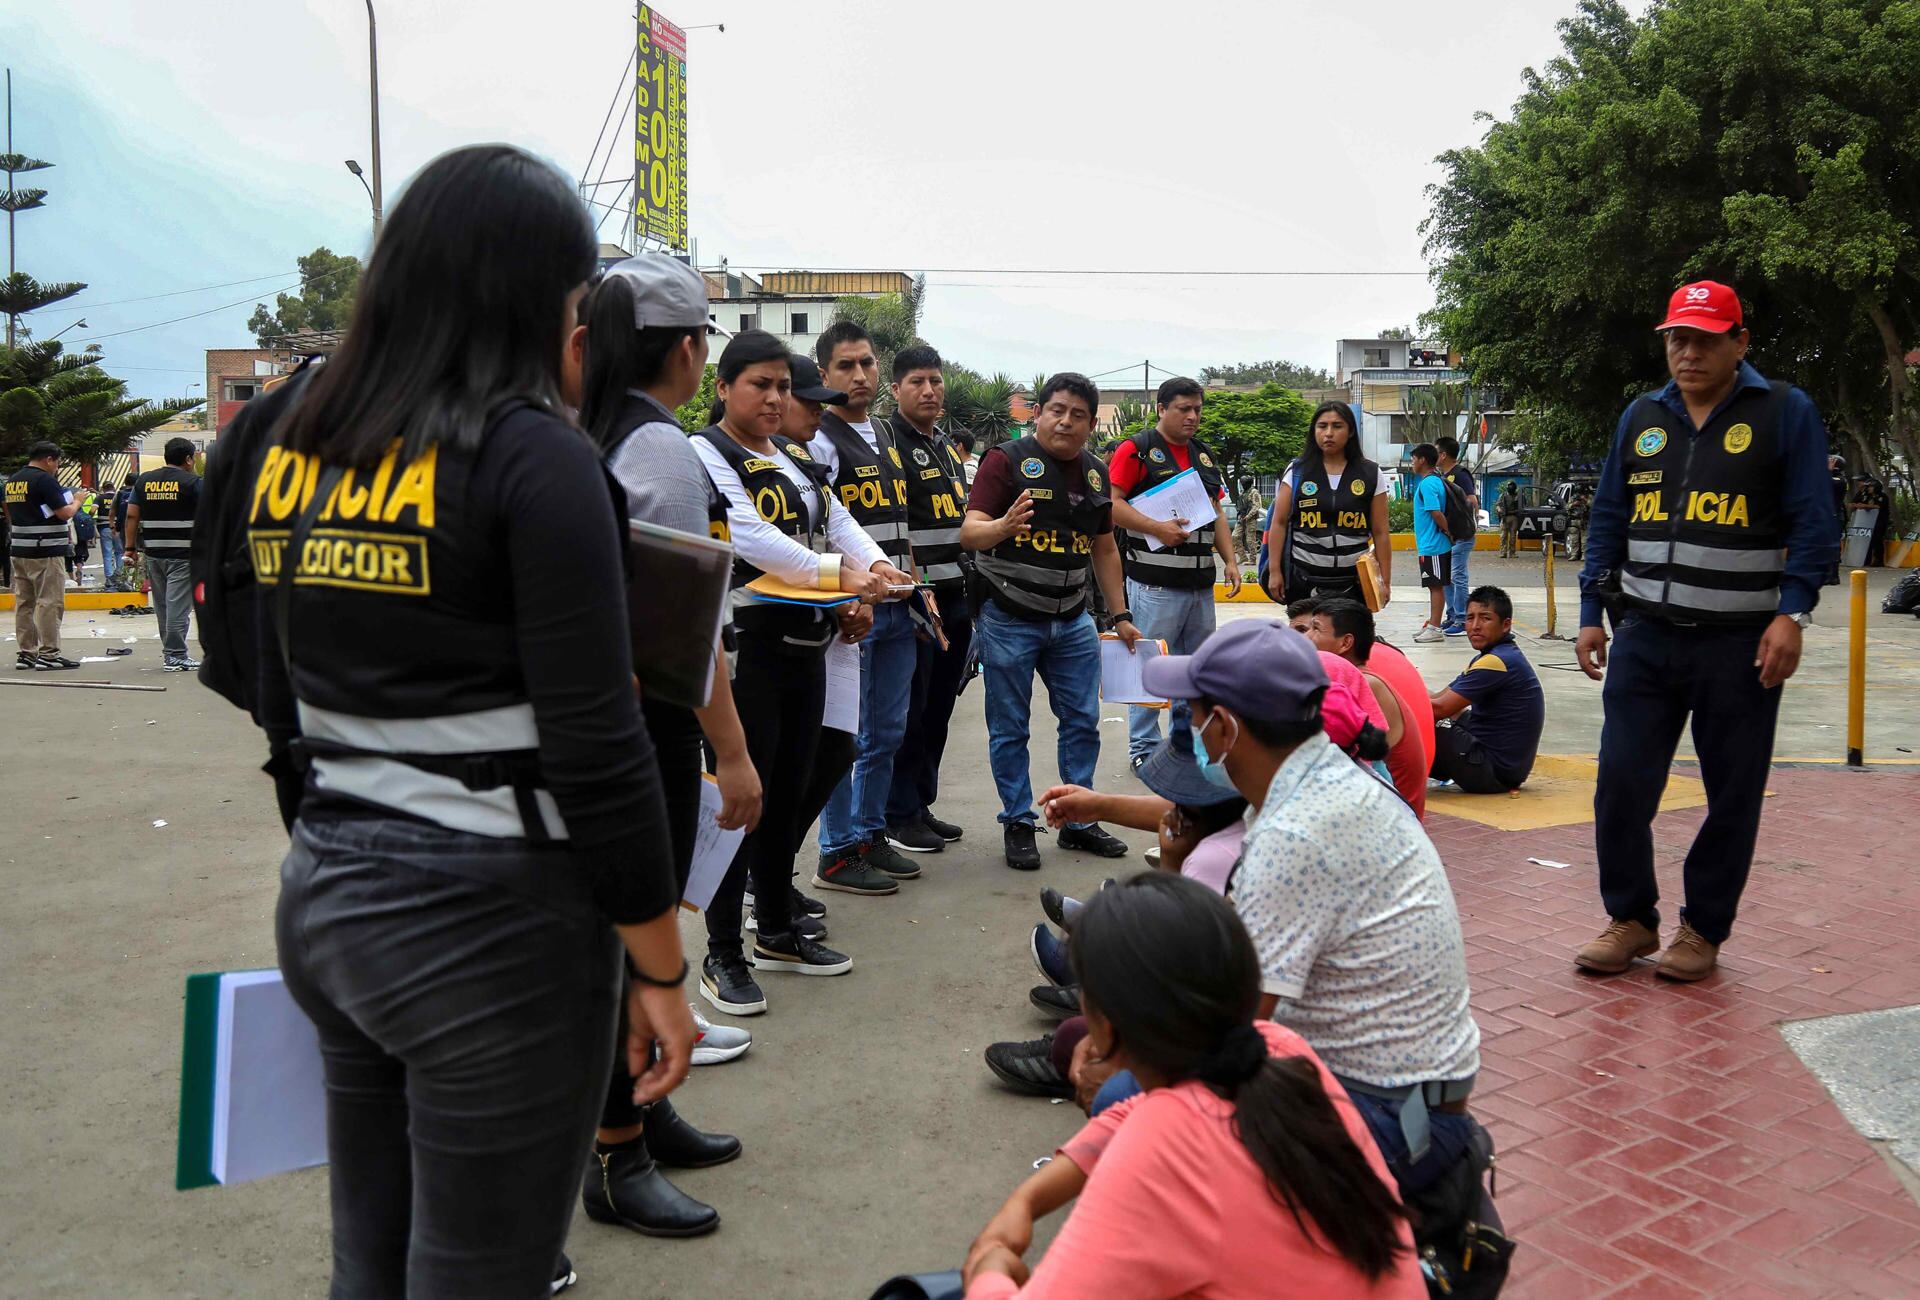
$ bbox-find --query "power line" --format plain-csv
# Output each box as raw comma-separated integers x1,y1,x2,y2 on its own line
76,263,358,344
47,271,299,312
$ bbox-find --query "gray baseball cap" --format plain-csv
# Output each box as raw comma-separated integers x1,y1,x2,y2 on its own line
601,255,732,336
1141,620,1328,727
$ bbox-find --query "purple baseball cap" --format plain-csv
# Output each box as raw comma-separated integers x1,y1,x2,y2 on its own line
1141,620,1329,726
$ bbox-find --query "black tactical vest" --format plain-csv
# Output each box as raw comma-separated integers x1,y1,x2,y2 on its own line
693,426,838,653
1286,456,1379,592
133,465,200,556
1116,428,1222,590
975,436,1111,620
4,466,71,559
1616,382,1788,626
816,411,912,571
885,415,969,591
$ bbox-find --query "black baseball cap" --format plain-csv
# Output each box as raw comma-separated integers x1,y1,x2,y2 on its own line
791,355,846,405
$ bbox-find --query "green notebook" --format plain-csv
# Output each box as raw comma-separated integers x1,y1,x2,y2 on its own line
176,969,328,1189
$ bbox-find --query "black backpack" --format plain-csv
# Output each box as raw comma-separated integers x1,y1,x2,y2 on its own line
1439,473,1475,542
1884,568,1920,617
191,365,314,718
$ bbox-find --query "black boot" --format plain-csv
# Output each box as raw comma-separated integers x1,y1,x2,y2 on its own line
581,1138,719,1237
643,1097,743,1169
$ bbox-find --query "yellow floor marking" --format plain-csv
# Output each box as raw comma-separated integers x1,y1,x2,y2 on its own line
1425,754,1707,832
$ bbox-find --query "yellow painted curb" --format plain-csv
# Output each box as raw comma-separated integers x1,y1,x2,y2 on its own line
0,591,149,611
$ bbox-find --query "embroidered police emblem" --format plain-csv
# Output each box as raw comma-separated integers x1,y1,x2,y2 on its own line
1148,447,1168,464
912,447,931,467
1723,423,1753,454
889,447,903,468
785,444,808,460
1020,457,1045,479
1198,452,1214,468
1086,468,1102,491
1302,481,1318,496
1351,479,1366,496
1635,428,1668,457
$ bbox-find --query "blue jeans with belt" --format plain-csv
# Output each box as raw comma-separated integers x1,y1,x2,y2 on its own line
1123,578,1215,761
974,600,1102,827
1446,537,1474,625
818,600,919,855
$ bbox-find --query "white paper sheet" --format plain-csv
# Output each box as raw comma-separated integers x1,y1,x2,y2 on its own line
1129,469,1218,551
1099,635,1169,706
212,970,328,1186
682,775,747,913
824,637,861,733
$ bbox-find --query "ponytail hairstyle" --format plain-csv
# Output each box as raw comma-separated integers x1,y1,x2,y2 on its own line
576,273,701,452
1351,721,1390,762
1070,874,1410,1281
707,329,793,429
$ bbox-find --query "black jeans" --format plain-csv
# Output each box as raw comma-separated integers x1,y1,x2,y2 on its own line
1594,616,1783,945
1429,719,1518,794
887,598,974,823
277,816,620,1300
705,632,822,955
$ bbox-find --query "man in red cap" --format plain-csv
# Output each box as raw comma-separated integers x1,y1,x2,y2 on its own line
1573,281,1839,982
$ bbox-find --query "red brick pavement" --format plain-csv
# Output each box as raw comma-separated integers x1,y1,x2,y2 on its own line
1430,765,1920,1298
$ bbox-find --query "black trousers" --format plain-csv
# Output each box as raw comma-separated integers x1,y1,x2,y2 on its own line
602,697,705,1131
705,632,821,955
278,816,619,1300
887,599,974,823
1430,719,1519,794
804,727,857,855
1593,616,1782,946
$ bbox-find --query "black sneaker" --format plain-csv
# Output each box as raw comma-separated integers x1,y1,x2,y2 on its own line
745,905,828,942
922,810,963,842
1004,821,1042,871
552,1252,578,1294
750,930,852,976
1039,887,1080,931
813,849,899,896
885,818,944,854
1129,753,1150,774
862,837,922,880
1029,984,1081,1020
33,652,80,671
1058,824,1129,858
984,1035,1073,1099
790,884,827,920
15,651,36,671
700,952,767,1016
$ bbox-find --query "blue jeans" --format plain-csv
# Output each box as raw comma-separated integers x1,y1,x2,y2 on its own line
100,529,123,581
1445,538,1473,625
818,600,919,855
147,555,194,662
1090,1069,1141,1116
975,600,1101,827
1347,1089,1477,1198
1124,578,1215,761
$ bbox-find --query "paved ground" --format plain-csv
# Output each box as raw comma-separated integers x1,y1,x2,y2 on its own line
2,564,1917,1298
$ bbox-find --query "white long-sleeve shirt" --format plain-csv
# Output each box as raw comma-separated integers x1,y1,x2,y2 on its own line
692,435,885,587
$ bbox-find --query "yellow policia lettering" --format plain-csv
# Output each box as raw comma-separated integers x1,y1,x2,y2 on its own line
710,519,732,544
143,482,181,500
251,442,438,529
1684,491,1749,527
1015,529,1092,556
931,495,964,521
755,486,798,523
1337,510,1367,529
247,528,431,596
839,479,895,511
1299,510,1326,529
1631,492,1667,523
4,482,27,504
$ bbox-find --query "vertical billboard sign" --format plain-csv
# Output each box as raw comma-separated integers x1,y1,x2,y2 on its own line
635,6,689,249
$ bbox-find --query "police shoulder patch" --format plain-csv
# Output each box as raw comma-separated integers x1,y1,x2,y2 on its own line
912,447,931,466
1634,427,1668,457
1350,478,1366,496
1020,457,1045,479
1301,481,1318,496
1723,423,1753,454
784,444,811,461
1148,447,1167,463
1086,468,1102,491
1198,452,1214,468
888,446,903,468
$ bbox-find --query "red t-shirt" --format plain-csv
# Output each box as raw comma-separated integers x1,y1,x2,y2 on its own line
968,446,1113,535
1107,436,1227,500
1365,641,1436,820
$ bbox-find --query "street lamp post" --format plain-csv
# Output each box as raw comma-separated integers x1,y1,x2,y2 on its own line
47,317,86,342
364,1,384,238
184,381,200,405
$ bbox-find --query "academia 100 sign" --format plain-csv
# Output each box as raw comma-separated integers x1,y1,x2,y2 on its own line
635,6,689,249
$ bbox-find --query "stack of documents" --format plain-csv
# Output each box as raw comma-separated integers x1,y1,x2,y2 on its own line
743,576,861,607
681,775,748,913
177,970,327,1189
1128,469,1217,551
1099,635,1170,706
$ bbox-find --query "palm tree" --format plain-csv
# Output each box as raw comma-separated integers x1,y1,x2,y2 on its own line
943,367,1016,452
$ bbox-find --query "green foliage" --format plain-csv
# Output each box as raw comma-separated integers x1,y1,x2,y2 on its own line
829,277,927,398
1195,383,1312,483
1424,0,1920,478
1403,381,1470,446
1388,496,1415,533
1377,326,1415,341
0,340,204,468
675,364,718,433
0,271,85,321
1104,397,1150,442
944,365,1017,451
1199,358,1340,389
248,248,362,345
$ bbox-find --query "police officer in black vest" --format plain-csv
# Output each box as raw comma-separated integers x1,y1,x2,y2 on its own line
1575,281,1839,984
879,344,975,853
963,373,1142,871
6,440,82,670
1107,376,1240,771
126,436,202,670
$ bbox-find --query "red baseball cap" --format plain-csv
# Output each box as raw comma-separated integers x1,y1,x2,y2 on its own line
1656,280,1742,333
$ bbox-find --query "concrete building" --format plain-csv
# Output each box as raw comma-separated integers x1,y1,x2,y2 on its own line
701,266,913,355
205,348,282,434
1334,336,1517,487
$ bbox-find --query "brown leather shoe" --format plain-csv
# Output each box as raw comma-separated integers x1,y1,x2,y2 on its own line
1655,921,1719,981
1574,918,1661,974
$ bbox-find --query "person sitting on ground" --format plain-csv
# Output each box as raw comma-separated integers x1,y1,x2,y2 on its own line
1284,595,1320,634
961,873,1424,1299
1304,598,1431,818
1428,585,1544,794
1142,620,1481,1199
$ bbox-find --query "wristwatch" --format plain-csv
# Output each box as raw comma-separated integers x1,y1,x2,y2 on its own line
1788,612,1812,628
1111,609,1134,625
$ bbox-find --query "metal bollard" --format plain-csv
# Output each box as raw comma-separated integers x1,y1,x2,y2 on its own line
1847,569,1867,766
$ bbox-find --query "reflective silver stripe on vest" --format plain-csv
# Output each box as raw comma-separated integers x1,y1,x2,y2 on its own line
1126,548,1209,570
8,523,68,552
1620,571,1778,614
309,754,570,841
298,699,541,753
1626,538,1783,574
920,560,964,583
858,519,909,543
1290,530,1371,552
974,553,1089,616
140,519,195,552
908,525,962,548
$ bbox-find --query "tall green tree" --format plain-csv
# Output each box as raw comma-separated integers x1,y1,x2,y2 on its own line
248,247,362,345
1424,0,1920,478
1199,358,1339,389
675,364,718,433
1403,381,1469,446
943,365,1016,451
0,340,203,467
829,274,928,394
2,144,84,347
1194,383,1312,483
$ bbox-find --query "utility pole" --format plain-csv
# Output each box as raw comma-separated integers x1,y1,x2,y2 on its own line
1143,359,1150,408
364,1,384,238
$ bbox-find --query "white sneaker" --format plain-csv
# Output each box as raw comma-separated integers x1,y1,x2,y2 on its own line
1412,625,1445,643
690,1004,753,1066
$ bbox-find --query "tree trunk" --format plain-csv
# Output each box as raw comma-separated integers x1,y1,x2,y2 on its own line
1866,302,1920,477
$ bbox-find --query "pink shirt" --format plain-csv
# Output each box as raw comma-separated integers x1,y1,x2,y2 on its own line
966,1021,1425,1300
1180,821,1247,896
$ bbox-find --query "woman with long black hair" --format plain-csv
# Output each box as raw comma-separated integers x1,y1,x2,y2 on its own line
963,873,1421,1298
247,145,693,1298
1263,401,1392,606
689,330,912,1016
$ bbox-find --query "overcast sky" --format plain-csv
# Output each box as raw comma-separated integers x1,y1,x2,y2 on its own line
5,0,1619,403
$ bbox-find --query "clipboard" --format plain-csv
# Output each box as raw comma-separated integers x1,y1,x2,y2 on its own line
1357,552,1384,612
627,519,733,709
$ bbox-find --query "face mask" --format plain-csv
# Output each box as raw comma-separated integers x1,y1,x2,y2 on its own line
1193,710,1241,793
